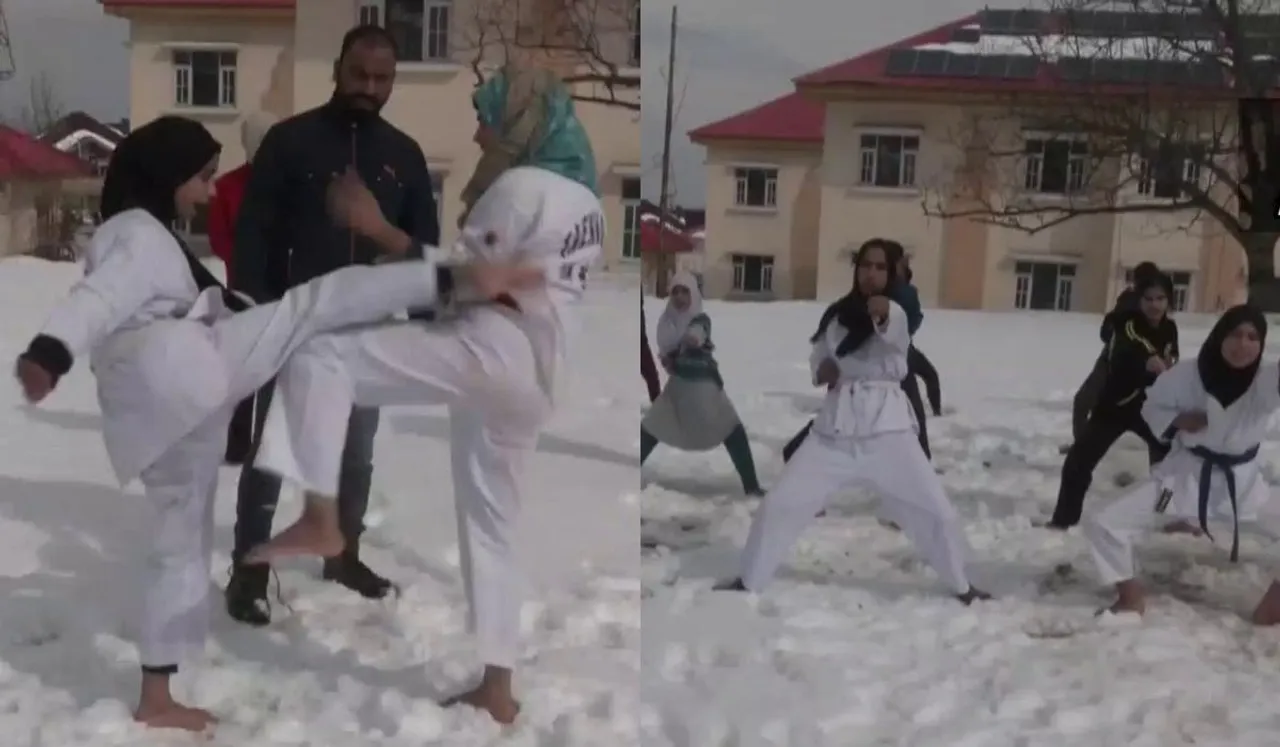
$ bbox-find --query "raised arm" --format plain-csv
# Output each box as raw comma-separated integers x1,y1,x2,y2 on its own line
22,226,163,385
872,299,912,353
232,125,289,302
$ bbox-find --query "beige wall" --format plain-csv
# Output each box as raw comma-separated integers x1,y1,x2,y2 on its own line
114,0,639,268
699,142,821,299
698,96,1245,313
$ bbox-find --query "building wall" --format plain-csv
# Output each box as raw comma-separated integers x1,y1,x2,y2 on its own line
699,142,821,300
116,1,639,267
699,97,1244,313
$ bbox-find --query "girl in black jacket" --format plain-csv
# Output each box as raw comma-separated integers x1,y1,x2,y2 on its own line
1046,271,1179,529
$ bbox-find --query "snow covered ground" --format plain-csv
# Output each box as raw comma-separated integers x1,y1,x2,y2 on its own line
641,298,1280,747
0,258,640,746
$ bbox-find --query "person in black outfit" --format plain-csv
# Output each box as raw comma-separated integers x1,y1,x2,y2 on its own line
1061,261,1161,453
225,25,441,625
1047,271,1178,530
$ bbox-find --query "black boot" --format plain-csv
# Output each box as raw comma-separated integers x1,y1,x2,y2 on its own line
322,540,396,599
225,563,271,627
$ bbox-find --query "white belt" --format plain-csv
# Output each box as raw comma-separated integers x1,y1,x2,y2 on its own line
826,379,901,437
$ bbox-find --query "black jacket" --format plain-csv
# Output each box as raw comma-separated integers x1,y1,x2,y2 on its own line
1099,288,1142,344
231,100,440,302
1097,312,1179,411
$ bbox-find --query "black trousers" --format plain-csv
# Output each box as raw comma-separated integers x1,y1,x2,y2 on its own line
782,376,931,462
1071,354,1108,444
1050,405,1169,528
907,346,942,416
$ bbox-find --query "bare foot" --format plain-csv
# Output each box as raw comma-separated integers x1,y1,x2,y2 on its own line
442,684,521,725
134,703,217,733
243,519,344,565
956,587,992,605
1102,579,1145,616
1250,581,1280,625
1162,520,1203,537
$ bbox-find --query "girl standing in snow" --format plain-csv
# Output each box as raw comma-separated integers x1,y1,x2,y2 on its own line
12,116,538,733
715,242,988,603
640,271,762,495
1084,305,1280,623
1046,271,1178,530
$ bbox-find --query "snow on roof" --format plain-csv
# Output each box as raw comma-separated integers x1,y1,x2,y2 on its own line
51,129,118,154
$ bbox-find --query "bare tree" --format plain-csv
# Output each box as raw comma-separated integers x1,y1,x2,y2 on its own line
21,70,64,134
459,0,639,111
923,0,1280,305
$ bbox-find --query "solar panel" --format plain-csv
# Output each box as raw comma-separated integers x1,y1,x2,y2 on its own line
979,9,1016,33
884,49,918,76
914,50,949,75
944,53,982,76
1056,58,1094,81
1006,55,1040,79
976,54,1012,78
951,27,981,44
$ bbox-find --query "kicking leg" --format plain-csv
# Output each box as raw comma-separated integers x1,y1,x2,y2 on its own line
1081,480,1167,615
133,415,227,732
1048,414,1125,529
731,435,853,591
861,432,984,602
249,311,544,564
439,407,541,725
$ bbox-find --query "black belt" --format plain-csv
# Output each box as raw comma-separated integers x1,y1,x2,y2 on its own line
1188,444,1259,562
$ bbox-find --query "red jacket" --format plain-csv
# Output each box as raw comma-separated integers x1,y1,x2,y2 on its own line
208,164,251,282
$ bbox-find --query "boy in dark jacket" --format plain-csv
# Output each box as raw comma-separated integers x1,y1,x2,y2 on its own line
1047,271,1178,529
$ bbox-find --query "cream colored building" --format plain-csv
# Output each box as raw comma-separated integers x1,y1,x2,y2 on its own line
102,0,641,270
688,11,1248,313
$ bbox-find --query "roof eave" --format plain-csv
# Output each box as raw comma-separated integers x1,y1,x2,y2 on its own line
689,135,823,150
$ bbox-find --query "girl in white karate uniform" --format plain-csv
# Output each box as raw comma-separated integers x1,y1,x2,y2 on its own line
715,240,990,604
12,116,538,733
242,65,604,724
1084,305,1280,623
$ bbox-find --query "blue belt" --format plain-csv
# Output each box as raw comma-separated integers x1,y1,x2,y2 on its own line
1188,444,1259,563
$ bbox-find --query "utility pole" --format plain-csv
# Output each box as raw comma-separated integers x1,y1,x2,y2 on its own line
653,4,677,298
0,0,15,81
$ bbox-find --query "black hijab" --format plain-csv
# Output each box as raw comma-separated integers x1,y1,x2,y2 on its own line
100,116,247,311
811,239,900,356
1198,304,1267,408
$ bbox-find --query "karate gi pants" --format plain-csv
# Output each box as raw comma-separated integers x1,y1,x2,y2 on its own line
1084,475,1280,585
739,429,972,594
255,308,551,668
135,261,443,669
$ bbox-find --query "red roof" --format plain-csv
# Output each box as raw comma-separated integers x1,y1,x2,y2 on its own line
0,126,91,180
690,10,1236,143
639,217,697,254
101,0,293,8
688,92,825,143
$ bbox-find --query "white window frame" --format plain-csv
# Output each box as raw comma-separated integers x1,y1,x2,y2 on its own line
731,253,775,293
430,172,444,224
857,129,920,189
172,48,237,109
1022,133,1089,194
363,0,453,62
732,165,778,209
1013,260,1075,311
621,177,641,260
1013,268,1032,309
1055,263,1076,311
1135,145,1203,199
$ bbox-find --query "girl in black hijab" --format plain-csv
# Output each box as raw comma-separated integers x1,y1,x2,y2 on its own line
12,116,540,733
1084,305,1280,622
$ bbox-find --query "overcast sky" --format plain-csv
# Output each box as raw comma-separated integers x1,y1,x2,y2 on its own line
640,0,1004,206
0,0,129,125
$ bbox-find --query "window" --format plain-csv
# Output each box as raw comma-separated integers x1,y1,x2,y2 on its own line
731,254,774,293
172,49,237,108
621,177,641,259
1125,267,1192,311
733,167,777,208
1013,260,1075,310
858,133,919,188
1137,144,1203,198
430,172,444,224
628,0,640,66
1023,137,1088,193
366,0,452,62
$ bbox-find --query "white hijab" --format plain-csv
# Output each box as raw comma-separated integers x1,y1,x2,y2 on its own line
655,271,703,354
